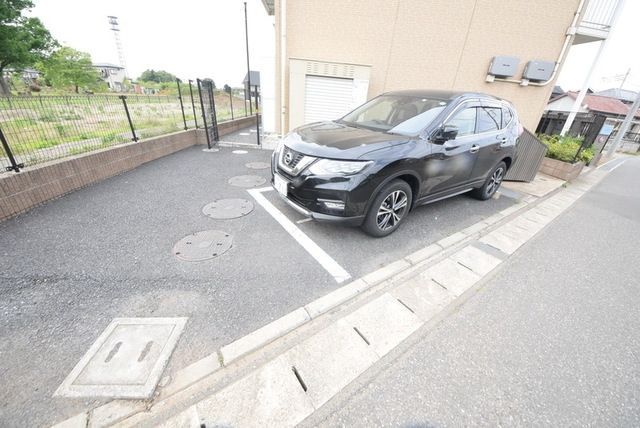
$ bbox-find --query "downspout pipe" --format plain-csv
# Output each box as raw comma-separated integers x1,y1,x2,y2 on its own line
279,0,287,134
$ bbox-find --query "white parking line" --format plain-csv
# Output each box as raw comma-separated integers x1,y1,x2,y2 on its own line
607,159,627,173
247,187,351,283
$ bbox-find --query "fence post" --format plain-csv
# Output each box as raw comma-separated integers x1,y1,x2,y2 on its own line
0,125,24,173
176,79,188,130
229,91,234,120
243,87,248,117
119,95,138,142
209,87,219,142
188,80,198,129
256,113,261,146
197,79,211,150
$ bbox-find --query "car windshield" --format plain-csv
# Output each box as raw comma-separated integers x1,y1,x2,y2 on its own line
339,95,449,136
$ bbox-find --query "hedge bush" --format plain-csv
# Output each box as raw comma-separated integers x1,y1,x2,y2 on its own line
538,134,594,164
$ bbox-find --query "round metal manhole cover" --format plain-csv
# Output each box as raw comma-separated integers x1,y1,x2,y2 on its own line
202,199,254,219
228,175,266,188
173,230,233,262
245,162,270,170
232,150,248,154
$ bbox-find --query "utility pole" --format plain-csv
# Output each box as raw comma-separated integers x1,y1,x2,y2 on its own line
244,2,253,115
606,89,640,156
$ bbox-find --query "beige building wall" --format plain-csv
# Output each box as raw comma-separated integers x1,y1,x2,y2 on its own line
275,0,580,133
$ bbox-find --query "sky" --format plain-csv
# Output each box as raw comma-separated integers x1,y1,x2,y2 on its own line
556,0,640,93
31,0,275,87
30,0,639,93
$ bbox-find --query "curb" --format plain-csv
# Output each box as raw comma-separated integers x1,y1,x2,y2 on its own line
52,174,605,427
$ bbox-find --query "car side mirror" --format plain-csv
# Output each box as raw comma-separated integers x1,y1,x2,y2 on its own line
433,125,459,144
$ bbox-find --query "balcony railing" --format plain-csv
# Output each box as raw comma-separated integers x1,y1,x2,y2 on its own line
574,0,621,43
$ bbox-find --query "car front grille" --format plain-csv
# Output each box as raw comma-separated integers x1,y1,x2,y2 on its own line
278,146,316,176
284,147,304,168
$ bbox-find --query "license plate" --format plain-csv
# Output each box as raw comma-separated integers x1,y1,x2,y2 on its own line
274,174,288,196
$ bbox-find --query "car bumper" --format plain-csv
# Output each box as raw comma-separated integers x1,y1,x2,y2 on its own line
271,168,368,226
275,188,365,226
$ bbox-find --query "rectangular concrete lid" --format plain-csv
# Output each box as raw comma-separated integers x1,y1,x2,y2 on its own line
54,317,188,399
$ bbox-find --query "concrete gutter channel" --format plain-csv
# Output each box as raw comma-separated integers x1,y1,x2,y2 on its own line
51,165,610,428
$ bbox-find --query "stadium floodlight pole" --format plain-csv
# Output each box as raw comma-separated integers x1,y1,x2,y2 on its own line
244,1,253,115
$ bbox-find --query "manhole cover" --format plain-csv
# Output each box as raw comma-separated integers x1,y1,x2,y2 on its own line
232,150,248,154
173,230,233,261
54,317,187,398
202,148,220,153
228,175,266,188
246,162,270,170
202,199,254,219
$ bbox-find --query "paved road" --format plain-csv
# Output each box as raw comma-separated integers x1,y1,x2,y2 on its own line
0,143,517,426
305,157,640,427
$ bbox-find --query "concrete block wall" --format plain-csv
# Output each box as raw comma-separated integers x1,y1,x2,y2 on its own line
0,115,258,222
539,157,585,181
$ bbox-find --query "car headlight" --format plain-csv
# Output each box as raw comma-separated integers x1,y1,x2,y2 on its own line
307,159,372,176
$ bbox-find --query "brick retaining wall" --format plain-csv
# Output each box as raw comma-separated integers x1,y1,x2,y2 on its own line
0,115,258,222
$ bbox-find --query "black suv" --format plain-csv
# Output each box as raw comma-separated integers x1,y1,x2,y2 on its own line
271,90,520,237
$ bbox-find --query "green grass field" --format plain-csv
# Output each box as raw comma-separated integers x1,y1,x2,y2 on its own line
0,92,250,166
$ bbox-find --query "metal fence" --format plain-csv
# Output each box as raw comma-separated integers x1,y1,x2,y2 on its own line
504,128,548,182
0,81,251,174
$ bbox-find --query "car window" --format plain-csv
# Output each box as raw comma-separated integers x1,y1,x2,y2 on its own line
341,95,450,136
446,107,476,137
502,106,513,127
477,107,501,133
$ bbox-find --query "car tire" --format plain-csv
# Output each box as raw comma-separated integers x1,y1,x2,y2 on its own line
471,161,507,200
362,179,412,237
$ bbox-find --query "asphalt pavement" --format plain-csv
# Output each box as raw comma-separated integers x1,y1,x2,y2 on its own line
304,156,640,427
0,142,517,427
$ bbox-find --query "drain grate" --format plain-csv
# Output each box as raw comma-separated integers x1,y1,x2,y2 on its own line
228,175,266,188
202,199,254,219
245,162,270,170
173,230,233,261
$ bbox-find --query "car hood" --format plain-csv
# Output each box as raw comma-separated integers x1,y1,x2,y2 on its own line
283,121,410,160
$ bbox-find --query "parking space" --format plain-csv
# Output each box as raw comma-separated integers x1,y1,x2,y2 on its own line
0,141,519,426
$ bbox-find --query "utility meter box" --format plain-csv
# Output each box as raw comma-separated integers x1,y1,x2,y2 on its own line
488,56,519,78
522,60,555,82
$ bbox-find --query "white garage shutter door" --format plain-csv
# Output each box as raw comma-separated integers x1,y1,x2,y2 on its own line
304,75,354,124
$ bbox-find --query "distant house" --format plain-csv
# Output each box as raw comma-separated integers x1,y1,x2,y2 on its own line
537,91,640,144
593,88,638,105
2,68,40,84
550,85,565,101
93,63,126,91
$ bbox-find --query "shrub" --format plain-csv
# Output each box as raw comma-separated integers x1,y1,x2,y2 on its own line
538,134,594,164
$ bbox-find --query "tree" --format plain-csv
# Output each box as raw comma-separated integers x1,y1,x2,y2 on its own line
139,69,176,83
38,47,100,93
223,84,232,94
0,0,57,95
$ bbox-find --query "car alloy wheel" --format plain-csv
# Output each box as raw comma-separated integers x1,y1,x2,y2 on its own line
486,166,504,196
376,190,408,231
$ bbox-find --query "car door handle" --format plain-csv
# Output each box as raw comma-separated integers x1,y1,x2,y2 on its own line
498,137,508,146
469,144,480,154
